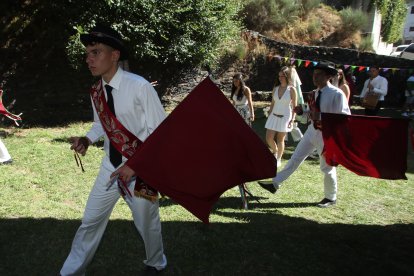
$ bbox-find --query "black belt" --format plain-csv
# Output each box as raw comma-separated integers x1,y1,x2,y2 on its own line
273,113,284,118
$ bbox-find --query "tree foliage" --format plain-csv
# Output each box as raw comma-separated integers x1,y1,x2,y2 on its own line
374,0,407,43
339,7,367,34
66,0,243,73
242,0,321,33
0,0,243,124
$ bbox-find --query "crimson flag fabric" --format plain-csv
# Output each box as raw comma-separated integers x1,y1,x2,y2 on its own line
410,127,414,151
127,77,276,223
0,89,22,124
322,113,409,180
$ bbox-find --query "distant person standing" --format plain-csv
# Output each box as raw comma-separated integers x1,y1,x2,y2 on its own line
0,138,12,165
230,73,255,126
402,74,414,117
230,73,255,209
331,69,350,102
359,66,388,116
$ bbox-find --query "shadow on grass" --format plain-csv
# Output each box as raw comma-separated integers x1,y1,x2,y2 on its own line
1,214,412,275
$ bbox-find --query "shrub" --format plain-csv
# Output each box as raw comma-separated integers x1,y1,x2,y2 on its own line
339,7,368,34
300,0,322,17
359,35,374,52
374,0,407,43
66,0,244,76
243,0,300,32
307,18,322,36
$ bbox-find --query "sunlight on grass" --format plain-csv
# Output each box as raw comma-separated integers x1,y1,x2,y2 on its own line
1,119,413,275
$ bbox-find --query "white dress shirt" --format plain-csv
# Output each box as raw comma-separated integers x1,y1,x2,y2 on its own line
359,75,388,101
316,82,351,115
86,67,166,162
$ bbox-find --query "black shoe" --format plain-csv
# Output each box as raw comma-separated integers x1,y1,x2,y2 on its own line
317,198,336,208
258,180,277,194
141,266,164,275
0,159,12,165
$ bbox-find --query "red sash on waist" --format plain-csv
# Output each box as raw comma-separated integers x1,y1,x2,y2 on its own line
307,90,322,130
90,80,158,202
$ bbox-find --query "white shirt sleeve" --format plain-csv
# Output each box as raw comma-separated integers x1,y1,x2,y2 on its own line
140,83,166,138
86,96,105,143
337,92,351,115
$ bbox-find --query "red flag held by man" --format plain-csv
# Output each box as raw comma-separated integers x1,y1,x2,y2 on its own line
126,77,276,223
322,113,409,180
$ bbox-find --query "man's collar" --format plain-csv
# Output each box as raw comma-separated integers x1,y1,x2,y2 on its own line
102,67,123,90
318,82,332,91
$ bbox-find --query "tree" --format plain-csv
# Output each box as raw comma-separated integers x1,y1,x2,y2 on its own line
374,0,407,43
67,0,243,79
0,0,243,124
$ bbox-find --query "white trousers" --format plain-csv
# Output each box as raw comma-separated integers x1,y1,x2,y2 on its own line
273,124,337,201
60,157,167,276
0,139,11,162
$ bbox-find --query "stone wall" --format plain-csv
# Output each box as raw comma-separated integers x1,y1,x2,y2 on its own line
164,32,414,108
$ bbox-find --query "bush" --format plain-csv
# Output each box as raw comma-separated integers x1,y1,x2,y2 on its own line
300,0,321,17
339,7,368,34
374,0,406,43
67,0,243,74
307,18,322,36
243,0,300,32
242,0,323,33
0,0,244,124
359,35,374,52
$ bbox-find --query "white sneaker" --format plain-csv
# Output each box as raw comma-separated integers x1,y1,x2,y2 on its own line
402,112,409,117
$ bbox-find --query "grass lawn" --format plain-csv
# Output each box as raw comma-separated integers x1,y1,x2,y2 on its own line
0,106,413,275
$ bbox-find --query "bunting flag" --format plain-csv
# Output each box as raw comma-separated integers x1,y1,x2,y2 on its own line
126,78,276,223
321,113,409,180
268,54,411,75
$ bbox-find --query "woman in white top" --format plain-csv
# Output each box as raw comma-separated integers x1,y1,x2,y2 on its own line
265,66,297,167
331,68,350,102
230,73,255,126
230,73,255,210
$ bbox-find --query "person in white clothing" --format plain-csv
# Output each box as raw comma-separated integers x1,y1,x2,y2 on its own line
0,138,12,164
230,73,255,126
331,68,350,102
228,73,255,209
60,25,167,276
258,61,351,208
359,66,388,116
402,74,414,117
265,66,297,167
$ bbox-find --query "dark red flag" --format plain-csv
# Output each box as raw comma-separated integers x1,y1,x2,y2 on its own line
322,113,409,180
127,77,276,223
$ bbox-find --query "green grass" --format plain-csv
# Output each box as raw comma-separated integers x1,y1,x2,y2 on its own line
0,106,413,275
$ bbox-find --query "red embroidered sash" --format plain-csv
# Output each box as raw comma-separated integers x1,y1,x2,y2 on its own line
90,80,158,202
307,90,322,130
0,89,22,126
